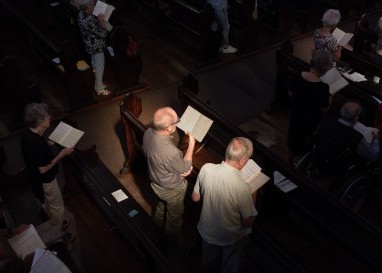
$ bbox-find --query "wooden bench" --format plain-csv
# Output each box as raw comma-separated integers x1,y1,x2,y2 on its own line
178,74,382,272
67,146,176,273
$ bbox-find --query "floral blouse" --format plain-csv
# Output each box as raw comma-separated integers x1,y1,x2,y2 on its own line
78,11,107,55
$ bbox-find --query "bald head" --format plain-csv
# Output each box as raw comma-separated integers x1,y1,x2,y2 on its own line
225,137,253,162
340,101,362,122
153,107,178,131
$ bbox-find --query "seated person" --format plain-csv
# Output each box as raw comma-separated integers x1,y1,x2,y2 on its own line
314,9,342,62
315,101,379,184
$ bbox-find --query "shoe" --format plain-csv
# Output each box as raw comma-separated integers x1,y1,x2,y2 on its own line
96,89,111,96
220,45,237,54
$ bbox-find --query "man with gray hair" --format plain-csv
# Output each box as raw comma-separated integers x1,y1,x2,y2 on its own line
77,0,113,96
192,137,257,273
142,107,195,236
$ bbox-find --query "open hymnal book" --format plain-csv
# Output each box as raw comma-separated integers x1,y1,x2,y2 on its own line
8,225,46,259
320,67,349,95
342,71,367,82
354,122,378,144
92,0,115,22
176,106,213,142
332,28,354,46
49,122,84,148
241,159,270,193
30,249,72,273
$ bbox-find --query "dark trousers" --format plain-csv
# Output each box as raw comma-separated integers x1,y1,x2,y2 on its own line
201,237,248,273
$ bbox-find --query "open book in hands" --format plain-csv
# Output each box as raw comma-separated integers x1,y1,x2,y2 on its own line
320,67,349,95
176,106,213,142
92,0,115,22
241,159,270,193
332,28,354,46
49,122,84,148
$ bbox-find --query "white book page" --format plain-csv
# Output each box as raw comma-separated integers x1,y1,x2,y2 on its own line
177,106,199,133
320,67,348,95
111,189,129,202
343,72,367,82
332,28,345,45
49,122,84,147
30,250,72,273
247,172,270,193
60,127,84,148
191,114,213,142
8,225,46,259
354,122,377,144
241,159,262,183
339,33,353,46
92,1,115,21
276,179,298,193
92,1,108,16
372,96,382,104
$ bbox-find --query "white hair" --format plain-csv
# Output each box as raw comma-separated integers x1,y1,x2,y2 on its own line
322,9,341,27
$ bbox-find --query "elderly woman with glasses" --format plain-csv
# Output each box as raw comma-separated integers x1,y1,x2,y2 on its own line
20,103,73,229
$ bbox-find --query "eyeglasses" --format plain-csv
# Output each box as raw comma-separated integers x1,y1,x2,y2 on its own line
168,118,181,127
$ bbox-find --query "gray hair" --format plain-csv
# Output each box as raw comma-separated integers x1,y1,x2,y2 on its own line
225,137,253,161
76,0,94,11
310,49,333,76
340,101,362,122
23,103,49,128
322,9,341,27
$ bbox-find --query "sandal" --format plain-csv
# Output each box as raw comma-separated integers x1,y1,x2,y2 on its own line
96,89,111,96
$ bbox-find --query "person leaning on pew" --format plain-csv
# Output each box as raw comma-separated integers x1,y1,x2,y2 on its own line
142,107,195,237
77,0,113,96
314,9,342,62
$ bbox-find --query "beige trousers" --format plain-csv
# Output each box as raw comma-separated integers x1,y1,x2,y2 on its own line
42,178,64,226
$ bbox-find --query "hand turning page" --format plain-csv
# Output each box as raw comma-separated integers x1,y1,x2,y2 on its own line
176,106,213,142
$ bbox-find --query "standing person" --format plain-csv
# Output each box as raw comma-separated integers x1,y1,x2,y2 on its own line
20,103,73,230
77,0,112,96
142,107,195,236
192,137,257,273
314,9,342,61
208,0,237,54
287,49,332,163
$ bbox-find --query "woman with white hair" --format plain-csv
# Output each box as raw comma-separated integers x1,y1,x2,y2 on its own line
314,9,342,61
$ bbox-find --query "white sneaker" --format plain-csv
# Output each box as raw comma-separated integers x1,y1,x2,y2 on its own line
220,45,237,54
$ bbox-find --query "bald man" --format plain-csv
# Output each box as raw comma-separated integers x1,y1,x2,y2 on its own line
192,137,257,273
142,107,195,235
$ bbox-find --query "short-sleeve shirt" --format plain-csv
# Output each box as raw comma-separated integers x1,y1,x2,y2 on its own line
314,29,338,54
78,11,107,54
194,162,258,246
142,128,192,188
20,129,58,201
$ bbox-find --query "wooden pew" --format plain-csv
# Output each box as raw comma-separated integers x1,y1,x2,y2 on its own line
0,56,42,130
67,146,176,273
177,75,382,272
353,13,378,56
